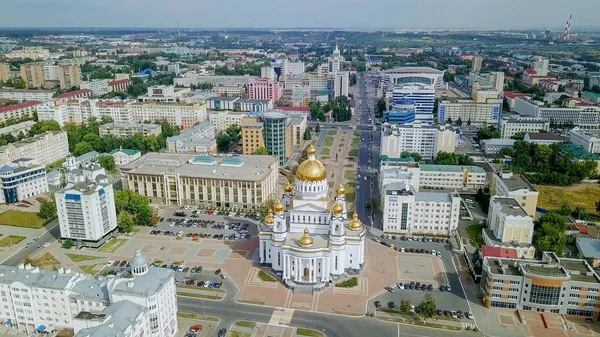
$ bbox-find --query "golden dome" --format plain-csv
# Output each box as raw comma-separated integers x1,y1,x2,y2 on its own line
336,184,346,196
296,157,327,182
264,210,274,225
332,202,344,216
299,228,314,247
284,182,293,193
273,199,285,213
348,212,363,230
306,144,317,156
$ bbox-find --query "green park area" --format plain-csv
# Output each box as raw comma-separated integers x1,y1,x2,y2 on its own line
0,210,47,229
0,235,25,248
99,239,127,253
323,136,334,147
466,224,485,247
327,130,336,136
344,170,356,181
345,182,356,202
65,253,103,262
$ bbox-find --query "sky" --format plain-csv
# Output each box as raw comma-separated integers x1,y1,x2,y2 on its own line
1,0,599,30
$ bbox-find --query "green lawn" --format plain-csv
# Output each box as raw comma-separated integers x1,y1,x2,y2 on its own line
32,252,60,268
320,147,331,156
258,270,277,282
98,239,127,253
327,130,336,136
65,254,103,262
297,328,324,337
344,170,356,181
176,292,222,300
351,138,360,148
345,182,356,203
466,224,485,248
335,277,358,288
348,149,359,157
234,321,256,329
323,136,334,147
176,313,219,322
79,264,101,275
0,235,25,247
177,284,225,293
353,131,360,137
0,210,47,229
227,332,251,337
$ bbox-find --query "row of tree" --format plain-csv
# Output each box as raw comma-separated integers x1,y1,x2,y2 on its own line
387,294,437,322
309,96,352,122
433,152,474,166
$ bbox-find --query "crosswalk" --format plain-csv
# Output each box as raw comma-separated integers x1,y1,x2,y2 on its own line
461,322,477,330
268,308,295,326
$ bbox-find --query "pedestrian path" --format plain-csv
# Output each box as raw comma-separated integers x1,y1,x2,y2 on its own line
267,309,295,326
461,322,476,330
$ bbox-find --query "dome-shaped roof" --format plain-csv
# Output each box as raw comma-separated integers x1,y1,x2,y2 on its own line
348,212,363,230
299,228,313,247
264,210,274,225
273,199,285,213
332,202,344,216
0,165,13,173
284,182,293,193
130,249,148,269
336,184,346,196
296,159,327,182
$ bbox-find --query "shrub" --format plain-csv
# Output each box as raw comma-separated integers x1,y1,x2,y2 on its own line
335,277,358,288
258,270,277,282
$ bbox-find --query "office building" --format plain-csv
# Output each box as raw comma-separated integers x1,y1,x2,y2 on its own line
80,79,110,96
0,121,36,137
58,65,82,90
138,85,190,103
383,67,445,88
514,98,600,128
99,122,162,139
0,62,10,82
20,63,45,88
0,131,69,167
492,172,538,217
56,174,117,247
333,71,349,98
523,133,567,145
121,153,279,210
109,148,141,166
328,45,344,74
129,102,207,129
570,128,600,154
484,197,535,259
166,121,217,154
262,111,291,166
0,158,48,204
382,183,461,235
532,57,549,76
384,99,416,124
498,118,550,139
193,74,258,87
391,84,435,121
438,99,501,125
419,164,487,190
248,78,281,101
480,251,600,318
471,87,502,104
207,110,248,133
381,122,456,160
241,118,265,155
211,85,245,97
0,89,54,102
482,139,516,154
0,100,41,123
205,97,272,112
472,56,483,72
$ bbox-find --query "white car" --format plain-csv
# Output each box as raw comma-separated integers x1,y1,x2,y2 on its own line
410,305,415,313
204,280,211,287
400,247,405,253
431,250,437,256
437,252,442,258
467,311,474,319
43,242,50,247
397,283,404,290
364,176,368,181
451,311,457,318
107,261,114,266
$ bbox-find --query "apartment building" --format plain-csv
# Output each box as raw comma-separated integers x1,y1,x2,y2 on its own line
56,89,92,100
482,139,516,154
241,119,265,155
73,300,149,337
128,102,207,129
382,184,461,235
166,122,217,154
0,62,10,82
0,101,41,123
80,79,110,96
0,89,54,102
121,153,279,209
498,118,550,139
193,74,258,86
207,110,248,133
99,122,162,138
56,174,117,247
468,71,505,92
0,131,69,166
484,197,535,259
205,97,273,112
107,79,131,93
438,99,501,125
58,65,82,90
419,164,487,190
138,85,190,103
570,128,600,154
380,122,456,160
211,85,245,97
471,56,483,72
20,63,45,88
481,252,600,318
0,121,36,137
492,172,539,217
0,158,48,204
514,98,600,128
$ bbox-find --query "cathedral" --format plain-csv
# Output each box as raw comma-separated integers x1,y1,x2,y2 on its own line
258,144,366,292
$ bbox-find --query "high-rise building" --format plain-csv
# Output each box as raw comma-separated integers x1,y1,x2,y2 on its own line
56,174,118,247
392,84,436,122
532,57,549,76
333,71,349,98
328,45,343,74
0,131,69,166
248,78,282,101
262,111,291,166
0,62,10,82
20,63,44,88
380,122,456,160
241,118,265,155
471,56,483,72
58,65,82,89
484,196,535,258
384,99,416,124
438,99,501,125
0,158,48,204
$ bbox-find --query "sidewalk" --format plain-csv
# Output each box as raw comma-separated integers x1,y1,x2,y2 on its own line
375,310,466,332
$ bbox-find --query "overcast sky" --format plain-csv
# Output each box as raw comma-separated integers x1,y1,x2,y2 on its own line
1,0,599,30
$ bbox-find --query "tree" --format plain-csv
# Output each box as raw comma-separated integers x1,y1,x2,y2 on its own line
511,133,525,141
259,199,276,218
101,116,114,124
467,119,471,126
375,99,387,118
349,73,357,86
315,123,321,133
118,212,135,234
573,206,588,220
39,199,57,219
252,147,268,155
416,294,436,321
533,212,568,257
62,240,74,249
560,204,573,216
73,142,93,156
303,127,312,140
114,190,153,226
434,152,473,165
477,126,501,140
455,117,463,127
387,301,396,309
401,151,422,162
216,133,231,152
98,155,117,173
225,124,241,143
446,117,453,125
399,299,412,314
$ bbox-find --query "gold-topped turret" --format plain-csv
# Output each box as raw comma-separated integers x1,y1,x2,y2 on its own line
284,182,293,193
348,212,363,230
299,227,314,247
273,199,285,214
332,202,344,216
296,144,326,182
306,144,317,156
264,209,274,225
336,184,346,196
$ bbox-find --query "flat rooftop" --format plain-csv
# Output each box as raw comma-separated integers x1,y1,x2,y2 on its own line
522,265,568,278
121,153,278,182
496,173,537,192
493,197,528,217
420,164,485,174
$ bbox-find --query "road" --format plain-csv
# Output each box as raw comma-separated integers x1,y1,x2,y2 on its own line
1,220,61,266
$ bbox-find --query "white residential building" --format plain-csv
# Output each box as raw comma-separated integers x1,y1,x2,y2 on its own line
498,118,550,139
0,89,54,102
73,300,150,337
0,101,41,124
166,121,217,154
532,57,549,76
419,164,487,190
333,71,349,99
468,71,505,92
382,184,461,235
0,121,36,137
80,79,111,97
514,98,600,128
0,158,48,204
492,172,539,217
380,122,456,160
523,133,567,145
438,99,502,125
207,110,248,133
0,131,69,166
109,149,141,166
484,197,535,259
56,174,117,248
138,85,190,103
99,122,162,138
570,128,600,154
128,102,207,129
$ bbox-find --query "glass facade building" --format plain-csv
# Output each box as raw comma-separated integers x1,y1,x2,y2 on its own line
262,111,288,166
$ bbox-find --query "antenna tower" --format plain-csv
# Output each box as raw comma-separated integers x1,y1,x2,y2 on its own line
563,15,572,40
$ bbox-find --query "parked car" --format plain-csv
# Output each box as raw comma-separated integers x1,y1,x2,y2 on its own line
374,301,381,308
446,284,452,292
451,311,457,318
467,311,474,319
218,328,226,337
397,282,404,290
427,284,433,291
410,305,415,313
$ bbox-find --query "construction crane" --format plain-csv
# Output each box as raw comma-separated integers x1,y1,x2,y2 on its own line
563,14,572,41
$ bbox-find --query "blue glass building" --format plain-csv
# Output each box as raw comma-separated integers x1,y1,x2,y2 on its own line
384,99,416,124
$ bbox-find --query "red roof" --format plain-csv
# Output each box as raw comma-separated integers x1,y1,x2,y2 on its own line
108,79,131,86
525,69,537,75
0,100,42,113
274,106,310,112
482,245,518,259
57,89,92,98
503,91,527,99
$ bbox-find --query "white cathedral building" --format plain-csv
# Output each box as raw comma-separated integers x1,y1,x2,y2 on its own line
258,144,366,292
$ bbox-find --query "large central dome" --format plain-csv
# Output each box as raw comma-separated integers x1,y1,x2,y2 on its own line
296,144,327,182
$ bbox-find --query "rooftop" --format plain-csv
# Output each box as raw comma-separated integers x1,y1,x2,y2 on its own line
57,89,93,98
481,245,518,259
482,138,516,146
415,191,453,203
420,164,485,174
74,300,147,337
561,143,600,160
576,237,600,259
0,100,41,113
525,133,567,141
493,197,528,217
522,264,568,278
110,266,174,297
496,173,537,192
100,122,160,130
109,148,140,156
